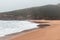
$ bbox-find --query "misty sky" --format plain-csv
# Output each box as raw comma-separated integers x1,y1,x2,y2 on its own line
0,0,60,12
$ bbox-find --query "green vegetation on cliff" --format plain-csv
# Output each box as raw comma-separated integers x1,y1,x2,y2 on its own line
0,4,60,20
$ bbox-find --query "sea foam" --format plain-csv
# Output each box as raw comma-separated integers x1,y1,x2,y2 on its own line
0,20,38,37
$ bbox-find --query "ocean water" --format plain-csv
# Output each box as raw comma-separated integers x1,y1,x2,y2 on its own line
0,20,38,37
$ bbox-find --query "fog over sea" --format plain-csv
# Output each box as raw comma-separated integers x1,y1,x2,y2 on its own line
0,20,38,37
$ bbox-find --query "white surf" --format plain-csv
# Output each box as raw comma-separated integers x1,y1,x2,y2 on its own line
0,20,38,37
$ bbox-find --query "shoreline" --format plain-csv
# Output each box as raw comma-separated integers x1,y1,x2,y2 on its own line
0,27,39,40
0,20,50,40
10,20,60,40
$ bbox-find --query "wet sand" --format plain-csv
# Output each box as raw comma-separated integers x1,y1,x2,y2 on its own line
1,20,60,40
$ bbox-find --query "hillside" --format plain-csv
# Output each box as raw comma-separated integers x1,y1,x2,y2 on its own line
0,4,60,20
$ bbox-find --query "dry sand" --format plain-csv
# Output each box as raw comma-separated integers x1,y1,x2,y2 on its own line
1,20,60,40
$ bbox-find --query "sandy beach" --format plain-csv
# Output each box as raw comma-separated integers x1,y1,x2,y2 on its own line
1,20,60,40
